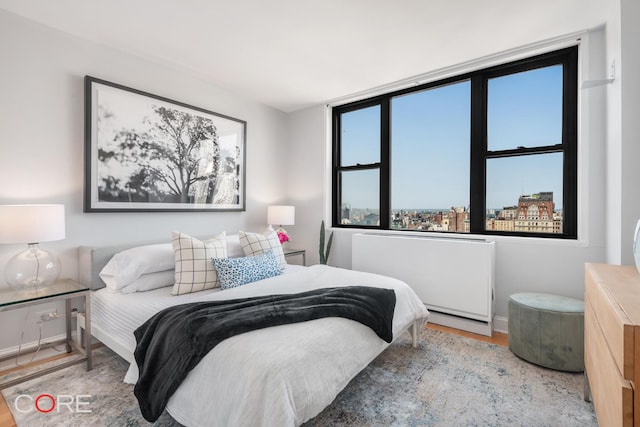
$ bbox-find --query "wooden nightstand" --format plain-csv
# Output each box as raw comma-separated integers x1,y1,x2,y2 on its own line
283,248,306,266
0,278,92,389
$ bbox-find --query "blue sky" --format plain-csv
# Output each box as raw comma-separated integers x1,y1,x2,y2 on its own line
341,64,564,211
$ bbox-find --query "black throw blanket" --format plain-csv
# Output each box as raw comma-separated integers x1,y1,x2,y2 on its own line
133,286,396,422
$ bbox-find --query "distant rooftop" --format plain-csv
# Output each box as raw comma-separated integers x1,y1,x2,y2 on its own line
519,192,553,202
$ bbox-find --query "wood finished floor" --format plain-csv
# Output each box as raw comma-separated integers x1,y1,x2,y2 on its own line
426,323,509,347
0,325,508,426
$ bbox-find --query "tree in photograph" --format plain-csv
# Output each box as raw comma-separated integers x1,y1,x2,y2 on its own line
98,106,221,203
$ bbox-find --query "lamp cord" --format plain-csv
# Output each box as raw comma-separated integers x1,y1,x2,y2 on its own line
32,243,41,284
15,310,45,366
34,253,40,284
14,307,63,368
14,307,31,367
28,322,44,364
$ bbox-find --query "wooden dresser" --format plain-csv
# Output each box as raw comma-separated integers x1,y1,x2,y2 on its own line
584,263,640,427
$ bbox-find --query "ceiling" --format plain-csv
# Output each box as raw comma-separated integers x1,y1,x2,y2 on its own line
0,0,612,112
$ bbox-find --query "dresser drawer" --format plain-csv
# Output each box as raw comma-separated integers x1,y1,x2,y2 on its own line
585,296,633,427
585,263,635,380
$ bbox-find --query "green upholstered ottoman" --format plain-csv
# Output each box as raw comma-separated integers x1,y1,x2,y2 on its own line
508,292,584,372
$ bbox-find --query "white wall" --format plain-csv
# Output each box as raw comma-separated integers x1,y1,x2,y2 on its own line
604,1,623,264
619,0,640,265
286,105,328,264
603,0,640,266
288,27,617,330
0,10,289,349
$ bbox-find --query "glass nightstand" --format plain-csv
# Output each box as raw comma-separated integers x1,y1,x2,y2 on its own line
0,278,92,389
283,248,306,266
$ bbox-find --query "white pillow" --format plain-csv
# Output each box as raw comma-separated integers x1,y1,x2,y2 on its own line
99,243,175,292
238,225,287,271
171,231,227,295
225,234,244,258
120,270,175,294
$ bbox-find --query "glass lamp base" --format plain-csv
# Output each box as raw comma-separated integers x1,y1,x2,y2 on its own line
5,244,61,290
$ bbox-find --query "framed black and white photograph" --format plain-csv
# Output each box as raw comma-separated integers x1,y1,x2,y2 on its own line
84,76,246,212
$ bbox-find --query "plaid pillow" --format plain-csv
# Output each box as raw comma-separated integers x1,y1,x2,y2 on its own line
238,225,286,271
171,231,227,295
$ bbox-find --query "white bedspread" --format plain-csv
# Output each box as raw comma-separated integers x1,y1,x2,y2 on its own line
91,265,429,427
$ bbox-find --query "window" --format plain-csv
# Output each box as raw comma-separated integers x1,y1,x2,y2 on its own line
332,46,578,238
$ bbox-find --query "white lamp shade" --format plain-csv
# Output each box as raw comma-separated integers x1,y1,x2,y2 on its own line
0,204,66,244
268,205,295,226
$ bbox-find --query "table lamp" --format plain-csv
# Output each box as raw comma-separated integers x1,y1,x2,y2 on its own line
0,204,66,289
267,205,295,244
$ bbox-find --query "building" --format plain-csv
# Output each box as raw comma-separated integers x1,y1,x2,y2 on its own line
447,206,469,233
485,195,562,234
487,218,516,232
498,206,518,220
341,203,351,224
514,192,557,234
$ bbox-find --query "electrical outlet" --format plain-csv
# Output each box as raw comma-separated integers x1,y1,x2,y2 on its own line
36,309,59,322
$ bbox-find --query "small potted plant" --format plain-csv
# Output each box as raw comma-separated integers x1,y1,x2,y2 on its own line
319,220,333,265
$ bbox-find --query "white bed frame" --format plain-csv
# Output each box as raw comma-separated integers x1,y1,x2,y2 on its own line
76,311,135,363
77,240,427,426
80,313,420,366
77,243,421,366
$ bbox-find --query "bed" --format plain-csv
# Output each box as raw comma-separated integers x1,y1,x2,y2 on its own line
77,233,430,427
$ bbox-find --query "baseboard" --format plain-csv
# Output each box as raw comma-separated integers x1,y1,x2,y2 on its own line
0,333,69,359
0,333,70,371
493,315,508,334
427,312,509,337
427,311,493,337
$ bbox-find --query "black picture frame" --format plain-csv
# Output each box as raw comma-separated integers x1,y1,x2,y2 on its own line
84,76,246,212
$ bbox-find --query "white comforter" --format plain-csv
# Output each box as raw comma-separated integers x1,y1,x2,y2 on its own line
93,265,429,426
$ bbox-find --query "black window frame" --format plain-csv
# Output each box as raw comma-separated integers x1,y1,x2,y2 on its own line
332,46,578,239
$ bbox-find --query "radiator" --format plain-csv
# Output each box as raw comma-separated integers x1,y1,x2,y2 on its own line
352,232,495,336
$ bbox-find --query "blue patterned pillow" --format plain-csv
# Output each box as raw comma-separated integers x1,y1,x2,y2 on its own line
212,251,281,290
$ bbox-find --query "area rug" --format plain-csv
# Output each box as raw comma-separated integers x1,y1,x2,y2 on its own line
2,328,596,426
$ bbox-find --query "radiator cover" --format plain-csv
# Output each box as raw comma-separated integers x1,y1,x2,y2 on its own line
352,232,495,335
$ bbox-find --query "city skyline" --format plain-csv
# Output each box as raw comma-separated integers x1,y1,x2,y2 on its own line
342,191,562,234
